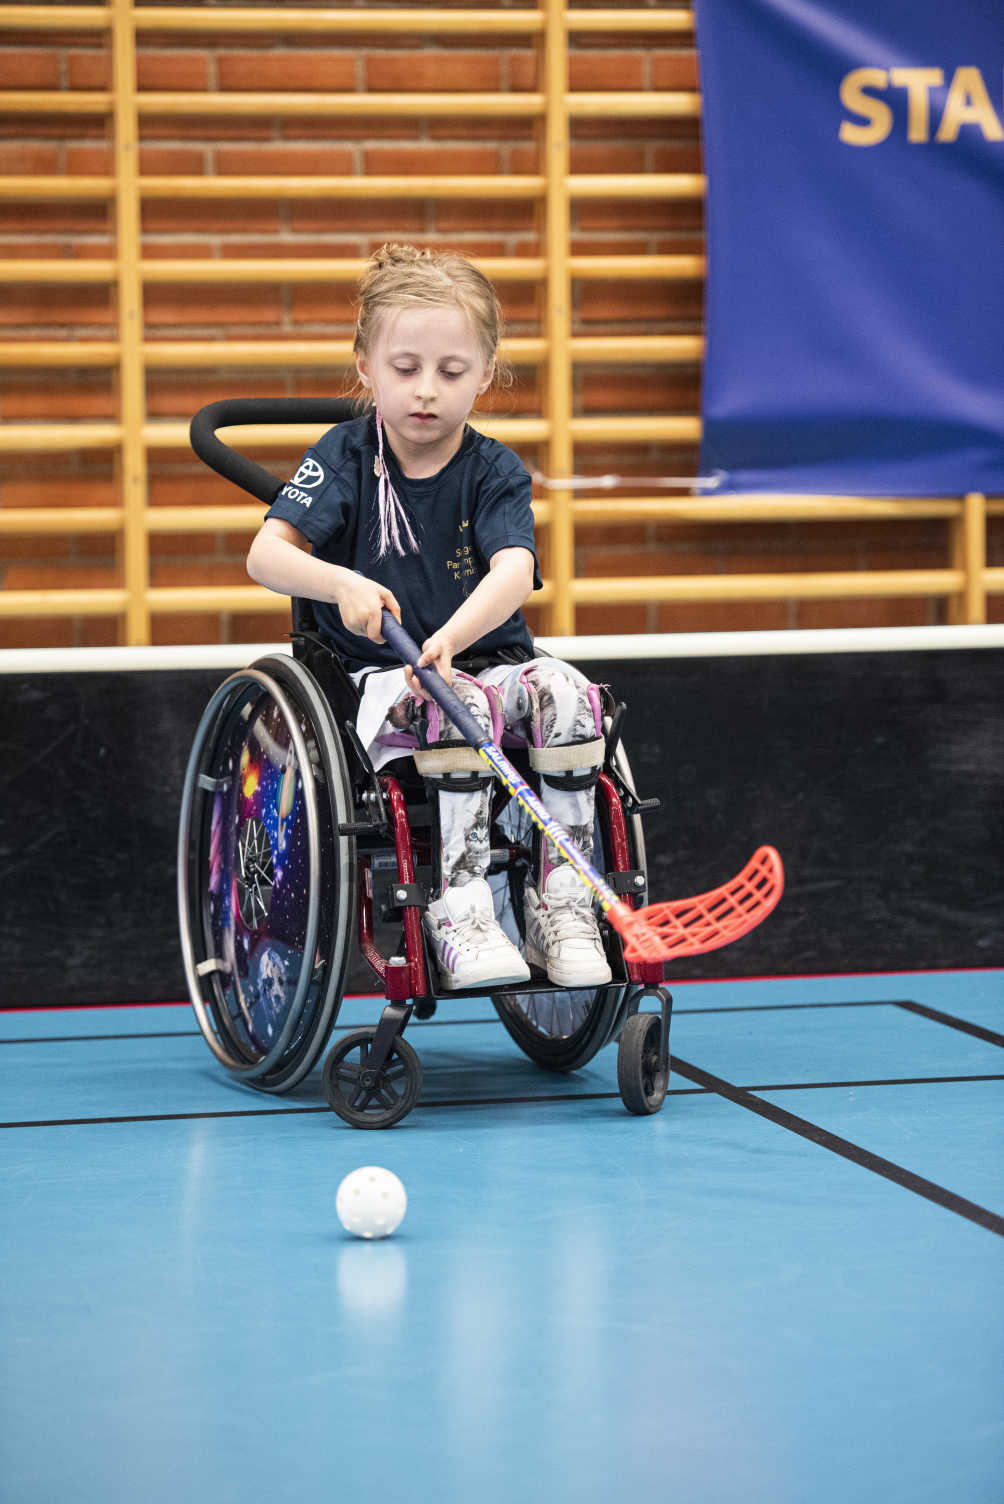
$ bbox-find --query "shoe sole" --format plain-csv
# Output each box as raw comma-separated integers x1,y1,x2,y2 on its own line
524,943,612,988
435,969,531,991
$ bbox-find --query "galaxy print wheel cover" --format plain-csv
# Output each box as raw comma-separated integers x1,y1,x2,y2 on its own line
206,688,330,1058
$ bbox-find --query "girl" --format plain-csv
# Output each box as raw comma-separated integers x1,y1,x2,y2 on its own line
247,243,612,992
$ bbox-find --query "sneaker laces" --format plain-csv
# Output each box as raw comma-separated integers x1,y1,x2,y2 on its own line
451,907,504,950
437,884,510,951
539,885,601,947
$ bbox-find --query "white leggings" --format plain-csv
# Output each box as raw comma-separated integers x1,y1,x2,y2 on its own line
352,657,606,892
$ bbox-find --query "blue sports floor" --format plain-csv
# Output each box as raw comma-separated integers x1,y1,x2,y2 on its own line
2,969,1002,1504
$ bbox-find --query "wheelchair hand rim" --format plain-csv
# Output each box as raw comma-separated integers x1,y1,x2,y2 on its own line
177,666,323,1080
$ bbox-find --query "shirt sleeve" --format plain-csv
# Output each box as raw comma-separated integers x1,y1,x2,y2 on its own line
264,428,355,549
472,447,543,590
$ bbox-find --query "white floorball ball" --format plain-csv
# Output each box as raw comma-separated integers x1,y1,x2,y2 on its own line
336,1166,407,1240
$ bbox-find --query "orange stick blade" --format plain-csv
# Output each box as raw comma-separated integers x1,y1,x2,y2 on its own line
621,846,784,963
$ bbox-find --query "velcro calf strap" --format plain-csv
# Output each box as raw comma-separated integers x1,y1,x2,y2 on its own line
413,744,486,776
527,737,605,774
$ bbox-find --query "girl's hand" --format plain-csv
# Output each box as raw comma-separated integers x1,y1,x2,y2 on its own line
405,630,454,700
337,576,401,641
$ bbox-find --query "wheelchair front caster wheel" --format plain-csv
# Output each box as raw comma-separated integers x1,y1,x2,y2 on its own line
617,1012,669,1115
323,1029,423,1129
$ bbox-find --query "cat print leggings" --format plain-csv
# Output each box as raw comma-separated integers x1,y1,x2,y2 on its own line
385,658,607,895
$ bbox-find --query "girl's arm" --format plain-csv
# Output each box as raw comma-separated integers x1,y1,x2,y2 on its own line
246,518,400,641
408,545,535,693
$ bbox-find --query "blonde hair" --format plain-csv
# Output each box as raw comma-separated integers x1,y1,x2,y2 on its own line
353,242,511,386
352,244,513,557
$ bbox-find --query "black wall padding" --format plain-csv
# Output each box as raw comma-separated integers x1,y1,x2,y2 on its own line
1,649,1000,1007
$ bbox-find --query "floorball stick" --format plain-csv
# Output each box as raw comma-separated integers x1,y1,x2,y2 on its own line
381,610,783,963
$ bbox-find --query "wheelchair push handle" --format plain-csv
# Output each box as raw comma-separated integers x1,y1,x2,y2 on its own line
189,397,358,505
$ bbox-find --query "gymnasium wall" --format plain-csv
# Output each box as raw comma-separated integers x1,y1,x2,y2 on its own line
3,3,999,652
2,634,1001,1008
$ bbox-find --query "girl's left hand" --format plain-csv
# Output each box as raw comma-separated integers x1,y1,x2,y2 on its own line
405,630,453,700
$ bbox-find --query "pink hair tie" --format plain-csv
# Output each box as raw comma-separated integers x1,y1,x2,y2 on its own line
374,412,418,558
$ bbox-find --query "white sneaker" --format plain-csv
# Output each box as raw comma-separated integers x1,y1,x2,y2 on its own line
423,877,531,991
523,865,613,987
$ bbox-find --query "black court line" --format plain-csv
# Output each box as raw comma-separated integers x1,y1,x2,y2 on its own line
13,992,1003,1050
0,1002,888,1044
10,992,998,1049
401,1073,1004,1106
0,1107,332,1127
673,1000,896,1015
3,1072,1002,1131
0,1017,504,1046
721,1074,1004,1092
0,1094,620,1128
671,1056,1004,1238
0,1031,203,1045
893,999,1004,1048
0,998,925,1046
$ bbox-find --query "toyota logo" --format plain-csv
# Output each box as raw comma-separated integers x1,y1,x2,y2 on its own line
291,458,325,489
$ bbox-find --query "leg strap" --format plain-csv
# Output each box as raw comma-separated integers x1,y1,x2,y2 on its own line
528,737,605,791
413,744,486,776
413,743,493,795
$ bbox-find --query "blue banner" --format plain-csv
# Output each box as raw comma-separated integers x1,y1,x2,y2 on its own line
694,0,1004,495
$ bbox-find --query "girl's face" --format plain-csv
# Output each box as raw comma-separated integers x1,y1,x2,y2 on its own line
356,304,494,470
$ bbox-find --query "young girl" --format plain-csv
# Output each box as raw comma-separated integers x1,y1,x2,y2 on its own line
247,243,612,992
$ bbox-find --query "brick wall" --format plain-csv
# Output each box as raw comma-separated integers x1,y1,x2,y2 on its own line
1,3,998,648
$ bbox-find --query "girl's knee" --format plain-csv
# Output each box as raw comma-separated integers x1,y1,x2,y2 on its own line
520,661,604,747
416,673,502,746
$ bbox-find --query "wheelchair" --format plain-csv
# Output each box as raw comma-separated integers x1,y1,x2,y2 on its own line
178,399,671,1128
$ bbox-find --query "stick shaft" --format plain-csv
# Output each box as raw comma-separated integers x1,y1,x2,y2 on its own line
379,610,632,927
474,739,627,919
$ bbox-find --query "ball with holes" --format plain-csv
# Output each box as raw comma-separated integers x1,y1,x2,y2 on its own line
336,1166,408,1240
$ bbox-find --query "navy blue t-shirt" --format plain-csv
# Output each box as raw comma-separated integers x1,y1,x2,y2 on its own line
265,416,541,673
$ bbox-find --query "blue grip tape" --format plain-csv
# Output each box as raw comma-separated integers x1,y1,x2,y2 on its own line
380,609,488,749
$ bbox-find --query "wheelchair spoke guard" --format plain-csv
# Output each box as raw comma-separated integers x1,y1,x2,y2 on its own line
491,983,629,1072
178,655,356,1093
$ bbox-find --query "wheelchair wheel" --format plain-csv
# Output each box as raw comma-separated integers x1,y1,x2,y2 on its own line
617,1012,669,1115
323,1029,423,1129
178,654,356,1093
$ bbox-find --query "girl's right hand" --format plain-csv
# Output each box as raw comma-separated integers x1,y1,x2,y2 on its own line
336,574,401,642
